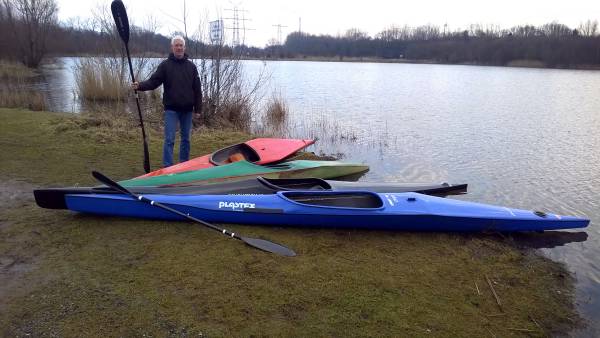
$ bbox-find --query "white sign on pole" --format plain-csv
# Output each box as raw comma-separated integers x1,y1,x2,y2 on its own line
210,20,224,44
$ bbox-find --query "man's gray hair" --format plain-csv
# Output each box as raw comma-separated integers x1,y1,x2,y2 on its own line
171,35,186,45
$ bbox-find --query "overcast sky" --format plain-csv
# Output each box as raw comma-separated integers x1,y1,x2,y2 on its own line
56,0,600,47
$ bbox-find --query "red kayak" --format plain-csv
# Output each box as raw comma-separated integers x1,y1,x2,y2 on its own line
137,138,315,178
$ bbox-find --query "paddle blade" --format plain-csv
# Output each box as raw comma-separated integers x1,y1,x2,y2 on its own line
241,237,296,257
111,0,130,44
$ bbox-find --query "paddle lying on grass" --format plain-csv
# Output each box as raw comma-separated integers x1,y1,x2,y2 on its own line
111,0,151,173
92,171,297,257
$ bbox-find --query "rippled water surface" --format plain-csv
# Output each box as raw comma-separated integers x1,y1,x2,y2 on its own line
40,58,600,335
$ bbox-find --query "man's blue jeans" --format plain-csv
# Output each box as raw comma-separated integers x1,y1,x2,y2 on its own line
164,110,193,167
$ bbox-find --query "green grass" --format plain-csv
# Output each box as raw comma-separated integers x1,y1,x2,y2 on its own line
0,108,249,184
0,108,581,337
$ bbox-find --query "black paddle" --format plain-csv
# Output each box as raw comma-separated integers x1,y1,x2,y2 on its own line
92,171,296,257
111,0,151,173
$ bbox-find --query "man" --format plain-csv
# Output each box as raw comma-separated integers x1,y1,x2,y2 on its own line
132,35,202,168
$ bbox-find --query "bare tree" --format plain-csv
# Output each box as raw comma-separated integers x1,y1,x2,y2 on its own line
2,0,58,67
467,24,501,38
174,5,270,130
509,25,540,38
344,28,370,40
194,25,269,129
540,22,572,38
413,24,441,41
578,20,598,37
376,25,410,41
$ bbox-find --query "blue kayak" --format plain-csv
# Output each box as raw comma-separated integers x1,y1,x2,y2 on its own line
64,191,589,232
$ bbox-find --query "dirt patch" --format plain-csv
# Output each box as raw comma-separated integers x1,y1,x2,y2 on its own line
0,179,40,313
0,179,34,211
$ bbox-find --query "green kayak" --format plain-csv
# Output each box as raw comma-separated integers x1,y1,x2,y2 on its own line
119,160,369,187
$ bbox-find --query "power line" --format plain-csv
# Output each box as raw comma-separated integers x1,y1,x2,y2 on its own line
224,6,253,47
272,23,288,45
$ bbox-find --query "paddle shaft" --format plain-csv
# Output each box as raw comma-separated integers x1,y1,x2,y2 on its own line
124,43,151,174
136,194,241,238
91,171,296,256
111,0,151,173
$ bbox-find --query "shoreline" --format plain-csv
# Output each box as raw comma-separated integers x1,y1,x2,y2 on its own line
41,54,600,71
246,55,600,70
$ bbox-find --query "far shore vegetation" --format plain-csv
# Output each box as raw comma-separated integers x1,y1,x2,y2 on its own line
0,107,586,336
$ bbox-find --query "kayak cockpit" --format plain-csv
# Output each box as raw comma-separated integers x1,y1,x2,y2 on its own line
279,191,384,208
210,143,260,165
257,177,333,191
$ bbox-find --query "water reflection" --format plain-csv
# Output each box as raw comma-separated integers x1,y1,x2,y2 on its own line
35,58,80,113
511,231,588,249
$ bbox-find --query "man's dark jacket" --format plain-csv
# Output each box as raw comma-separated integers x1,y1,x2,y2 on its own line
138,53,202,113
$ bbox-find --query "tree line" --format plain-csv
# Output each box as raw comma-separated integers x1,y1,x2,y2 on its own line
1,0,599,69
281,22,600,67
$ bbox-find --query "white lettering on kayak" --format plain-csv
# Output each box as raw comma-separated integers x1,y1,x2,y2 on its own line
503,207,515,216
384,194,394,206
218,201,256,210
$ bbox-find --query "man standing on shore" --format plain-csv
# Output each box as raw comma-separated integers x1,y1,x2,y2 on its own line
132,35,202,168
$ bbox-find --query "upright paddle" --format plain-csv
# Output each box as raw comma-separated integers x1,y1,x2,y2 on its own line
92,171,297,257
111,0,151,173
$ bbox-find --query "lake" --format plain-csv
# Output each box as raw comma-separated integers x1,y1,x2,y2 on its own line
37,57,600,335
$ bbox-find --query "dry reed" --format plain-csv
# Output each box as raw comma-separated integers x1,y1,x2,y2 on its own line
74,58,128,102
214,96,253,131
0,61,45,110
0,85,46,111
264,92,288,126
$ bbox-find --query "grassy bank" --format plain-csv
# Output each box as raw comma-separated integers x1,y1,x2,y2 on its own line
0,108,582,336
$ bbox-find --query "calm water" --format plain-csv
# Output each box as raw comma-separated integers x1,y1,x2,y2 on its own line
39,58,600,335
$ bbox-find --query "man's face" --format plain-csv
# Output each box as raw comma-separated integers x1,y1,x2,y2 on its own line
172,39,185,58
